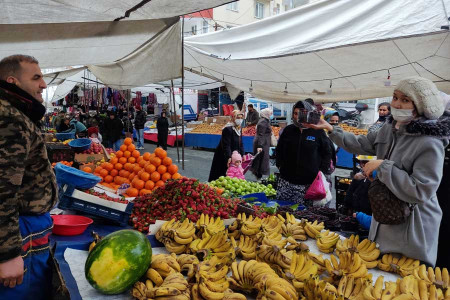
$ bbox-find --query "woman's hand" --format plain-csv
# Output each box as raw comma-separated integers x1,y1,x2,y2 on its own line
227,158,231,167
257,148,262,153
362,160,384,177
302,119,333,131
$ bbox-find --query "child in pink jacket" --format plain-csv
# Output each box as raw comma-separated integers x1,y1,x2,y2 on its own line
227,151,245,180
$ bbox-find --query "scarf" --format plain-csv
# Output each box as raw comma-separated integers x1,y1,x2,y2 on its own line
0,80,46,125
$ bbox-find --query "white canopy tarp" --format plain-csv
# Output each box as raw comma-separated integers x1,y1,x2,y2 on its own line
1,0,232,88
184,0,450,102
0,0,231,23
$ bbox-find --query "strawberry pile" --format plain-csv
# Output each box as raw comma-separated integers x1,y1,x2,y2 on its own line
85,189,129,204
130,177,242,232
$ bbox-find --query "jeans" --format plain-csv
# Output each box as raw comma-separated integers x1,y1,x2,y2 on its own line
0,214,53,300
112,139,122,151
136,129,145,148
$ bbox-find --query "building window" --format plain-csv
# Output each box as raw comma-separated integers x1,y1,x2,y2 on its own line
255,2,264,19
226,2,239,11
202,20,209,34
191,25,197,35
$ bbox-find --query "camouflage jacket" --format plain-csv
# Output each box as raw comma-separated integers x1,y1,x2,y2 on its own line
0,85,57,262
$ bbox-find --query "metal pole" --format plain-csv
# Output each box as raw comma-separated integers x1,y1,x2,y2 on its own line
181,16,185,170
171,80,180,163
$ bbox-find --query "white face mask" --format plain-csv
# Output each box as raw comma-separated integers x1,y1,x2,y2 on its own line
235,119,243,127
391,107,414,123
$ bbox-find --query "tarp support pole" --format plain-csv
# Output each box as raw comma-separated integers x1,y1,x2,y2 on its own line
171,80,180,163
181,16,185,170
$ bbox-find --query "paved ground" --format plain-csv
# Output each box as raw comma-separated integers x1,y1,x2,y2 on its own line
141,141,351,208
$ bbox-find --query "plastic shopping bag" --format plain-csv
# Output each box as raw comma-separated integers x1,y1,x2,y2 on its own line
304,171,326,200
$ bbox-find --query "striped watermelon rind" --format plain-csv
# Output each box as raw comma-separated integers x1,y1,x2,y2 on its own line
85,229,152,294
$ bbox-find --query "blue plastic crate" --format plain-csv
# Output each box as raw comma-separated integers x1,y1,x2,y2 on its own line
58,185,134,226
241,193,268,203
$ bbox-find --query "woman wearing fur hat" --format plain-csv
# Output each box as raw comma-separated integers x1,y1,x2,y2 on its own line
307,77,449,267
275,100,333,206
250,107,273,179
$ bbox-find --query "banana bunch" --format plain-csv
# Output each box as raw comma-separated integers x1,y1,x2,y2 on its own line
190,231,235,265
231,236,257,260
316,230,340,254
255,274,299,300
176,254,200,282
378,254,420,277
282,219,308,241
325,252,368,280
308,252,328,274
228,260,277,293
256,245,292,270
336,235,360,254
228,220,241,239
355,239,381,269
413,265,449,290
336,276,372,300
261,216,283,235
146,272,190,300
196,214,225,236
362,275,397,300
156,219,196,254
191,257,238,300
304,220,325,239
239,214,262,237
147,254,181,284
255,231,288,249
286,239,310,253
284,252,319,291
301,275,342,300
132,281,148,300
88,231,102,252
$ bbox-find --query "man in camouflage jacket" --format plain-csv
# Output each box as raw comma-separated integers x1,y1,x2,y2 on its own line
0,55,57,296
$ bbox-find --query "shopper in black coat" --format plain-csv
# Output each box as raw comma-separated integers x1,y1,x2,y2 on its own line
436,143,450,268
103,111,123,151
275,100,332,205
156,110,169,150
209,110,245,182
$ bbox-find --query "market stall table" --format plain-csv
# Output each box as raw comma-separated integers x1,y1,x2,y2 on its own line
51,219,400,300
184,133,254,153
143,129,183,147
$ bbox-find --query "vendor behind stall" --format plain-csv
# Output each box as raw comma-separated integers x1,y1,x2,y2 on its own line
246,104,259,126
62,114,88,138
0,54,57,298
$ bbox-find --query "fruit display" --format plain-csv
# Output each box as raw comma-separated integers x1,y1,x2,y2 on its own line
81,140,104,154
51,160,73,168
377,253,421,277
190,123,224,135
85,229,152,295
242,126,281,137
90,138,180,194
341,124,368,135
130,178,241,232
79,211,448,300
336,235,380,268
209,176,276,197
83,188,129,204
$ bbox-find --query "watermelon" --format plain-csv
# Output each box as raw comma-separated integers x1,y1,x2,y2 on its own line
85,229,152,294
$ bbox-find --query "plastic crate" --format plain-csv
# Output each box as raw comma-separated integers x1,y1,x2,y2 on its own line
46,144,75,163
58,185,133,226
334,175,352,192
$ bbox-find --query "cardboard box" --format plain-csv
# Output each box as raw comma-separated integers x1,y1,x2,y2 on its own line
74,153,106,164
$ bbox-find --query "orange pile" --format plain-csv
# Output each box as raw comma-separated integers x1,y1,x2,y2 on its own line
88,138,181,197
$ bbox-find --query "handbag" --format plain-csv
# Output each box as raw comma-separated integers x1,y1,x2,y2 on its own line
368,139,415,225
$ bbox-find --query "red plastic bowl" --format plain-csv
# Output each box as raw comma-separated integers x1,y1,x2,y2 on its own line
51,215,93,236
